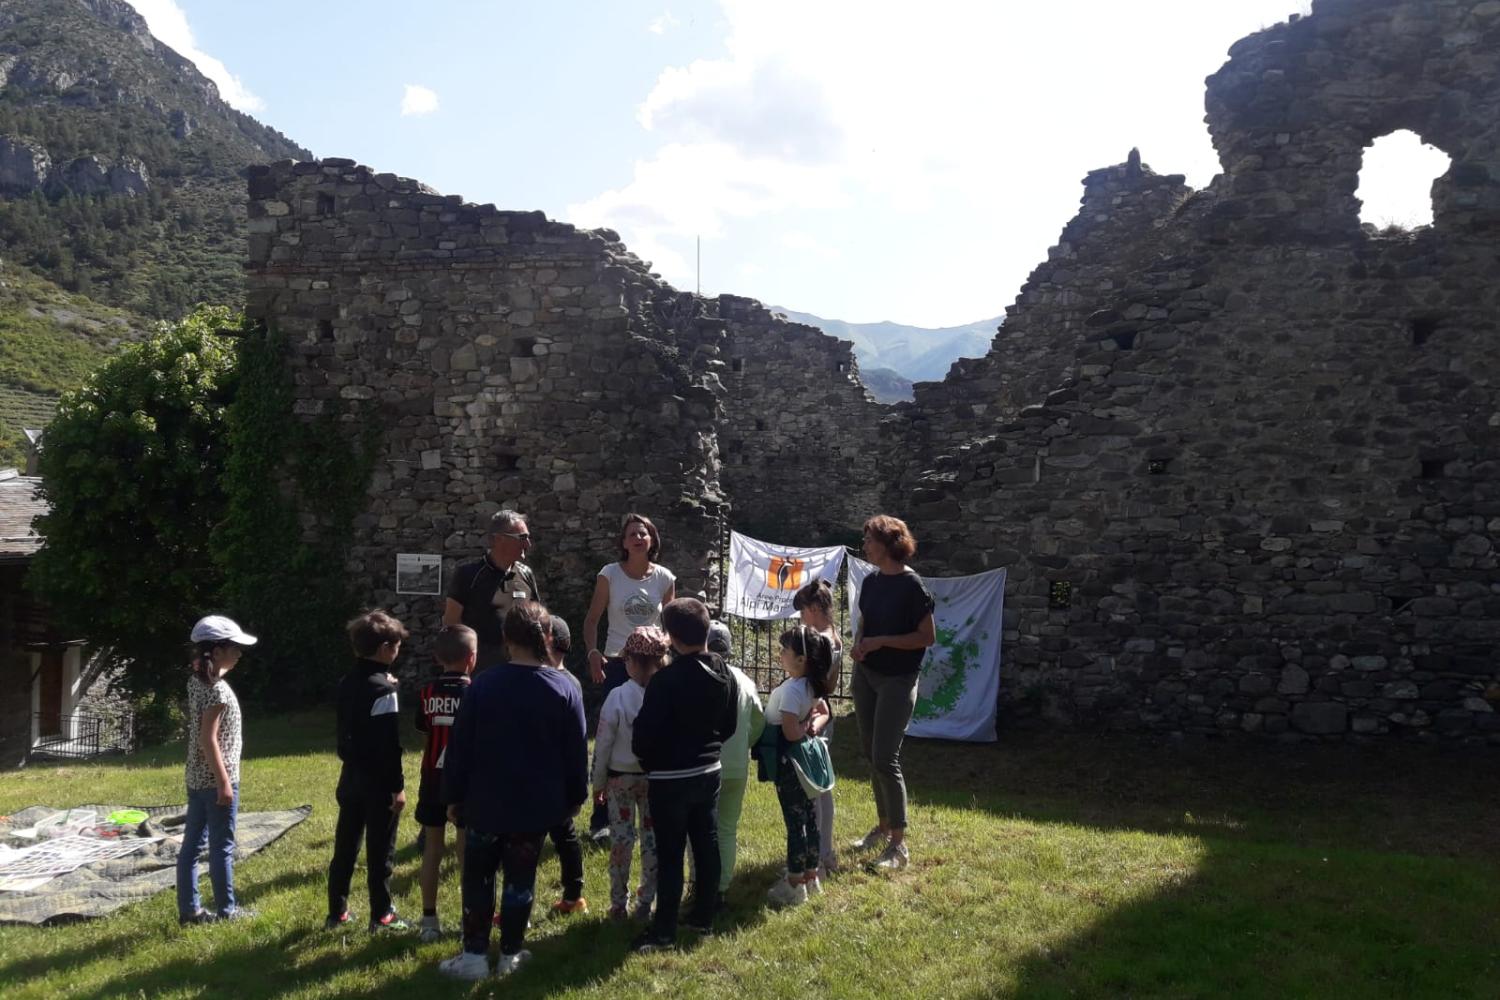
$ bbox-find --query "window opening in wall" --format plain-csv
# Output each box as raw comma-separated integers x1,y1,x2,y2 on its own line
317,319,334,341
1356,130,1451,231
1109,331,1137,351
1419,459,1446,480
1410,317,1439,346
316,192,335,217
1148,458,1169,475
512,337,536,357
495,451,520,471
1048,581,1072,610
836,361,846,373
731,357,744,373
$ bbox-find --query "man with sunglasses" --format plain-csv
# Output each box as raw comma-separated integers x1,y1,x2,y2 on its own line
443,510,543,672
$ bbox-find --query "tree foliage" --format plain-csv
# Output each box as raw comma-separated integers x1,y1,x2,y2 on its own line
30,306,242,702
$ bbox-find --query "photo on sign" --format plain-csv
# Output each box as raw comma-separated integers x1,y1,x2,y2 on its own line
396,554,442,595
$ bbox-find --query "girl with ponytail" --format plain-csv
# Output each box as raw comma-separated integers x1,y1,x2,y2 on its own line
761,624,836,909
177,615,257,926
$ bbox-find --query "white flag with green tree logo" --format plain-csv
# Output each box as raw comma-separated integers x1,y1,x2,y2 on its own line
848,557,1005,742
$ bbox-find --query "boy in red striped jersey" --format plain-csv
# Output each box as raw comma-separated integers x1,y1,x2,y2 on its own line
415,624,476,942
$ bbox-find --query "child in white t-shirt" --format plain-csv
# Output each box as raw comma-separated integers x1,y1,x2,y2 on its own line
764,624,834,908
593,625,669,920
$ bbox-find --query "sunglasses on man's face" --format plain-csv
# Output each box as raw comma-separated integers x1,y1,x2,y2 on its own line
500,532,532,542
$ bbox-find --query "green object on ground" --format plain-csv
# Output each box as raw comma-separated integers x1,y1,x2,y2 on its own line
105,810,148,826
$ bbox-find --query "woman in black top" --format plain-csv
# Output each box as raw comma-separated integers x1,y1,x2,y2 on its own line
850,514,935,871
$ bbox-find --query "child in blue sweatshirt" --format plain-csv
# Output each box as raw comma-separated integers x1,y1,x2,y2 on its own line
438,601,587,981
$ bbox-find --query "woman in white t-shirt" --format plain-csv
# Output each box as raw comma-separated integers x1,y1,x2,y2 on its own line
582,512,676,837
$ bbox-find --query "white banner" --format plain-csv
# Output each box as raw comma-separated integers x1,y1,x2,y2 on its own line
848,557,1005,742
723,531,846,620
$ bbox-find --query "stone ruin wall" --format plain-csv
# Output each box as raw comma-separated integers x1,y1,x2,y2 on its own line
902,0,1500,742
244,0,1500,741
242,161,888,665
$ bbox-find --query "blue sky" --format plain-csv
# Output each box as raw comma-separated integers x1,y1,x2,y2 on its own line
132,1,1449,328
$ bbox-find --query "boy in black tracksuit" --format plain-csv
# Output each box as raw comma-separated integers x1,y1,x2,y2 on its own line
631,598,737,950
327,610,411,932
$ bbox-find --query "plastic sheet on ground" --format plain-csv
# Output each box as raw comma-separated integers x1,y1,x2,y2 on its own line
0,803,311,925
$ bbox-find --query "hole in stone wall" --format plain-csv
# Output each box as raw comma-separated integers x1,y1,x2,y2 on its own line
495,451,520,471
316,192,335,217
836,361,846,373
754,418,765,431
317,319,334,341
1109,331,1137,351
731,357,745,373
1048,581,1072,610
1410,317,1439,346
1419,459,1446,479
1148,458,1170,475
1357,130,1452,230
512,337,536,357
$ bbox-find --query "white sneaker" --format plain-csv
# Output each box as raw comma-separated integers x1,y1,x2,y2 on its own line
850,826,887,851
803,875,823,897
438,951,490,981
418,915,442,943
869,842,909,871
766,878,807,909
495,950,532,977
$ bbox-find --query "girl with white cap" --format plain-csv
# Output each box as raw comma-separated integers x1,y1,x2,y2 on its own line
176,614,257,925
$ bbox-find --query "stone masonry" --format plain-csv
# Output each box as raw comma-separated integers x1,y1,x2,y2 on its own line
900,0,1500,742
246,0,1499,741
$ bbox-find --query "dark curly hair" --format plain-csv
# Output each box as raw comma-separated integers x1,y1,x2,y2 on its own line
863,514,917,562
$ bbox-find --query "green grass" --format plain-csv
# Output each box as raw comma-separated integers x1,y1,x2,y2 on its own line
1,712,1497,999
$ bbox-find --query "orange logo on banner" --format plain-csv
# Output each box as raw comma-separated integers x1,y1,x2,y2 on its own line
767,557,805,591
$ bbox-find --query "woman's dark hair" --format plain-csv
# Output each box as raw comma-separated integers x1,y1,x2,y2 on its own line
618,512,662,563
190,641,229,683
863,514,917,562
792,579,834,616
779,624,835,699
504,600,553,661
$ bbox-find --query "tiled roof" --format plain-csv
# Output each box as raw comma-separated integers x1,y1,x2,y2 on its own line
0,469,45,561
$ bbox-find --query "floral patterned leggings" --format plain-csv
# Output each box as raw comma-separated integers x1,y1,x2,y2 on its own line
606,773,658,911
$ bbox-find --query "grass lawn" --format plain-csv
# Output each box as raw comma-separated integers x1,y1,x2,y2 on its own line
1,710,1497,999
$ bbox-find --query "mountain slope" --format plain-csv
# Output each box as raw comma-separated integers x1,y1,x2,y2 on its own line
0,0,311,317
0,258,148,466
772,307,1002,388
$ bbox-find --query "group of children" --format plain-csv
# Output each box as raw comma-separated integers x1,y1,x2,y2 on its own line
175,579,848,983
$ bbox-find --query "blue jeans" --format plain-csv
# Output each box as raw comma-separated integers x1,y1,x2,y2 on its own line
176,784,239,918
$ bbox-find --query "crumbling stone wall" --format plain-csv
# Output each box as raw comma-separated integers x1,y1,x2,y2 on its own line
244,159,729,656
717,295,887,544
903,0,1500,742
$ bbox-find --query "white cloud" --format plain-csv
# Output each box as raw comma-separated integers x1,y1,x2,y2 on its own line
127,0,264,112
782,231,840,259
648,11,680,35
573,0,1434,325
400,84,440,117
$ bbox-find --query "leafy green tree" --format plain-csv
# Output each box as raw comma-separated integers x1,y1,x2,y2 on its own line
31,306,242,703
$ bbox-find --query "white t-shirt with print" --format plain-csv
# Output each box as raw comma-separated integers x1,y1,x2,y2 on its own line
599,562,676,655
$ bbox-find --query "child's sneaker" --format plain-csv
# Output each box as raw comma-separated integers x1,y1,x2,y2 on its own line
802,874,823,897
850,826,887,851
868,842,910,872
418,914,442,942
217,906,257,922
588,826,610,846
551,897,588,916
682,911,715,935
179,909,216,926
495,950,532,977
323,910,353,930
438,950,490,981
369,910,411,933
766,877,807,908
607,903,629,921
631,900,653,922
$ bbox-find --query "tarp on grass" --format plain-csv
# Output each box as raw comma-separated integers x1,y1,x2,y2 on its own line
0,803,311,925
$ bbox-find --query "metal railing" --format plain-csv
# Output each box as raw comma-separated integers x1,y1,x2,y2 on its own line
720,562,857,701
29,711,135,761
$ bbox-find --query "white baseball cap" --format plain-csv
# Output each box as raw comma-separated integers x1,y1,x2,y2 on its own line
190,615,258,646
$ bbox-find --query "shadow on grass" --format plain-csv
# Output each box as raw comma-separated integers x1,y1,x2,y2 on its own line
821,713,1500,998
